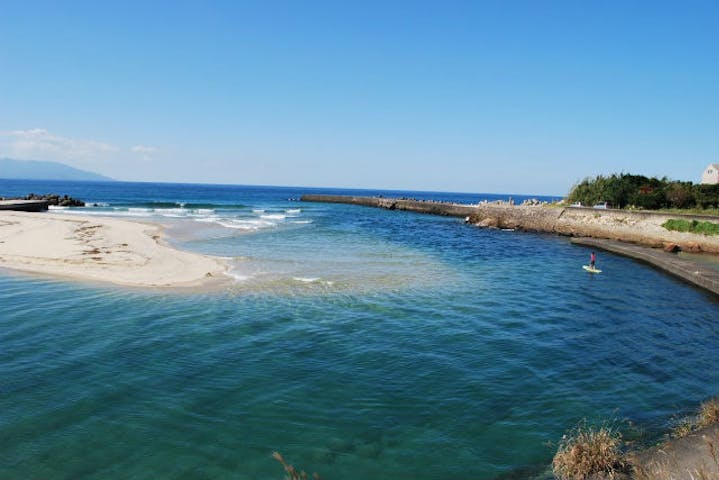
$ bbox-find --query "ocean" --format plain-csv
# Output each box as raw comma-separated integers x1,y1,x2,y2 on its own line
1,180,718,480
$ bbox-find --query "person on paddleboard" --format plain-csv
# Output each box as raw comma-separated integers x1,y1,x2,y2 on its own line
590,251,596,269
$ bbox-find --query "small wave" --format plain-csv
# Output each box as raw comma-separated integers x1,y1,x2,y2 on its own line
226,269,251,282
261,214,286,220
291,220,313,224
48,205,68,210
292,277,334,287
286,208,301,214
157,208,187,215
293,277,321,283
193,217,218,223
115,201,246,210
216,218,275,230
128,202,182,209
185,203,246,210
252,209,265,214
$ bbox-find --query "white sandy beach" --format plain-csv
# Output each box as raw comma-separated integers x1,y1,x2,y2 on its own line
0,211,228,288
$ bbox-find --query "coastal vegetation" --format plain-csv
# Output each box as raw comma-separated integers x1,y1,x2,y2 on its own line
552,397,719,479
567,174,719,210
552,421,627,480
273,452,320,480
672,397,719,438
662,219,719,236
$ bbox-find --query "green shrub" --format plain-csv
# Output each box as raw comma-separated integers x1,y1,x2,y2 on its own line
567,173,719,210
662,219,719,236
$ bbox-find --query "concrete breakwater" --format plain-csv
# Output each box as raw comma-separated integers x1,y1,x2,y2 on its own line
0,199,50,212
572,237,719,297
300,194,719,255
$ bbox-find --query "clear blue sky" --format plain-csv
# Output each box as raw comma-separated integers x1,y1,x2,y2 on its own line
1,1,717,195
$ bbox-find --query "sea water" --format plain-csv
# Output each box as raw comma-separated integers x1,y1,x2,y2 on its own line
1,180,718,480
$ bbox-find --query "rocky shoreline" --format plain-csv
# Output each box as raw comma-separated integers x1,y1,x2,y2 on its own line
302,195,719,298
0,192,86,207
21,192,86,207
300,194,719,255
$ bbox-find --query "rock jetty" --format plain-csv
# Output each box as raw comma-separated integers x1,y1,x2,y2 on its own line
23,193,85,207
0,193,86,212
301,194,719,297
300,194,719,254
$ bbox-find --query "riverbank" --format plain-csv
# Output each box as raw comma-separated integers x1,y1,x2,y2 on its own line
0,211,229,288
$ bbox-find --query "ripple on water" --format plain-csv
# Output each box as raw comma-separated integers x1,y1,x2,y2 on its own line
1,204,719,480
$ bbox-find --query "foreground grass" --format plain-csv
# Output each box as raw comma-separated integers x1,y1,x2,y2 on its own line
673,397,719,438
273,452,320,480
662,219,719,236
552,421,628,480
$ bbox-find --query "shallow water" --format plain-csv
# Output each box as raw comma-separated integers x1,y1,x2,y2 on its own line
1,181,718,479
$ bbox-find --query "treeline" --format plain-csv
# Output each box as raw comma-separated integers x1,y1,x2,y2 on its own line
567,174,719,210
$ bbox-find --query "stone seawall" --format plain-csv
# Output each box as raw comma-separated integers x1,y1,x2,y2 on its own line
300,194,719,254
0,200,50,212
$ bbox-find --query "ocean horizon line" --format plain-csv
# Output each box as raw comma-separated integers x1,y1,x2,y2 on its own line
0,177,563,200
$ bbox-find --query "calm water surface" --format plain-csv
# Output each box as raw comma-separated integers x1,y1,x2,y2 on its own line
1,181,718,479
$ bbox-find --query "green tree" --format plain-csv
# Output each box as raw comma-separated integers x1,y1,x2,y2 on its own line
664,182,695,209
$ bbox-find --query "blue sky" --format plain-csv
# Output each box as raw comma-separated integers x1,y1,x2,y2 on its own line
0,1,717,195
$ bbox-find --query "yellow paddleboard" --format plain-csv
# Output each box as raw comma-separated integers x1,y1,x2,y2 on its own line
583,265,602,273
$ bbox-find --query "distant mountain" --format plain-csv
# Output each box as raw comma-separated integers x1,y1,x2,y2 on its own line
0,158,113,181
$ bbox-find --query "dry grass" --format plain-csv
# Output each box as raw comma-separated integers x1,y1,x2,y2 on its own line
699,399,719,428
672,397,719,438
633,433,719,480
272,451,320,480
552,421,627,480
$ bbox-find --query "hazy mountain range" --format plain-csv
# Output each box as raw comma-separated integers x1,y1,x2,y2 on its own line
0,158,113,181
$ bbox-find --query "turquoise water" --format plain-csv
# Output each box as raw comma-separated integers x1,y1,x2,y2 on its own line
1,181,718,479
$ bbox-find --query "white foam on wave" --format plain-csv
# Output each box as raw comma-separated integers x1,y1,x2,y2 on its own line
286,208,301,214
291,220,312,224
292,277,335,287
252,209,265,214
194,216,222,223
293,277,320,283
226,269,251,282
219,219,273,230
48,205,68,210
158,208,187,215
194,217,276,231
261,213,286,220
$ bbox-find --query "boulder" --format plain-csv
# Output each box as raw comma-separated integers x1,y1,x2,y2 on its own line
684,241,703,253
663,242,681,253
476,217,499,228
24,193,85,207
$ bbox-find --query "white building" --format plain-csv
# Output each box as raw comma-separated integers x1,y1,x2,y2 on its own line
701,163,719,184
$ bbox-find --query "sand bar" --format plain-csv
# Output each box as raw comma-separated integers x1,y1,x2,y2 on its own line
0,211,228,288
